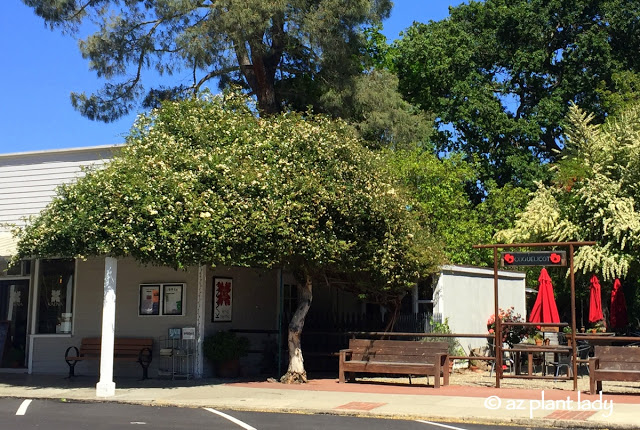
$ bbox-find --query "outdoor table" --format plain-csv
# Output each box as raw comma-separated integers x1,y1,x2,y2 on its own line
507,344,572,376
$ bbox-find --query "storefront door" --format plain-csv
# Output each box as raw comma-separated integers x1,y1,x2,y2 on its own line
0,280,29,368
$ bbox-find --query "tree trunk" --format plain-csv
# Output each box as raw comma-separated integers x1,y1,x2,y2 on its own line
280,271,312,383
382,297,402,334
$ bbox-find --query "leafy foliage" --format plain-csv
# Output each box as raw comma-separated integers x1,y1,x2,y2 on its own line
496,103,640,282
15,91,438,295
487,307,532,347
202,331,250,363
23,0,392,118
393,0,640,191
386,149,529,266
423,317,463,356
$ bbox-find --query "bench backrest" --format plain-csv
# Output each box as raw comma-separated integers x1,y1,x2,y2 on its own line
594,345,640,370
348,339,448,364
80,337,153,356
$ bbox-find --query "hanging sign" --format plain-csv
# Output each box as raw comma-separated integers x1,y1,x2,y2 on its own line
501,251,567,267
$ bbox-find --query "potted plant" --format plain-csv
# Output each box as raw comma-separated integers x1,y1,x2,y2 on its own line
487,307,530,348
203,331,250,378
563,326,573,346
533,332,544,346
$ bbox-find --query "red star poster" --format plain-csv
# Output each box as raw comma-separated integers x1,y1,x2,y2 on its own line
213,278,233,322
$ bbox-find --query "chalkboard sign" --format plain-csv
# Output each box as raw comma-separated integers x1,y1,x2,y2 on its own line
0,321,10,365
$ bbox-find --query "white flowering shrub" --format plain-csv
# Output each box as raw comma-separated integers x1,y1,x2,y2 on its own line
15,91,438,292
496,104,640,281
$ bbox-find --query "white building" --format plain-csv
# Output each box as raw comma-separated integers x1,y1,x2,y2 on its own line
432,265,526,354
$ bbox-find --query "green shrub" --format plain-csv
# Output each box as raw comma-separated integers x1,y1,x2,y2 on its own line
203,331,250,363
424,317,463,356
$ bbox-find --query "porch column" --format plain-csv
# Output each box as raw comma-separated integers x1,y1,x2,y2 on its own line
96,256,117,397
195,265,206,378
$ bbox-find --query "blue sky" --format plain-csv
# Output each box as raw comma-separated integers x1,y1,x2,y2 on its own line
0,1,465,154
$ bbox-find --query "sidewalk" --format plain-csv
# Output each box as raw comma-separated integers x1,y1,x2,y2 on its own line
0,372,638,429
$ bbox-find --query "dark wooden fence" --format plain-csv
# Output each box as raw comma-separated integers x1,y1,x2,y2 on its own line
284,311,441,372
232,312,443,376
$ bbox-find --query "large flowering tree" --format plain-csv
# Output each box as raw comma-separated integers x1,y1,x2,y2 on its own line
496,104,640,325
496,104,640,282
15,92,439,383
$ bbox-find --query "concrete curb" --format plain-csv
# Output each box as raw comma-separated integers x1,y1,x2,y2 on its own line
1,390,638,430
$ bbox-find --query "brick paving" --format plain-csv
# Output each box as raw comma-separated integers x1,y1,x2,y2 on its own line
334,401,387,411
230,368,640,405
545,410,596,420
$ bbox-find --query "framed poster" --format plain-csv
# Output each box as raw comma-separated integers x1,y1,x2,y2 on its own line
162,284,184,316
168,328,181,339
139,284,160,315
213,278,232,322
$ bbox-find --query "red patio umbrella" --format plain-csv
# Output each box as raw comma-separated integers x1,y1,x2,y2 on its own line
529,268,560,324
588,274,604,323
610,278,628,329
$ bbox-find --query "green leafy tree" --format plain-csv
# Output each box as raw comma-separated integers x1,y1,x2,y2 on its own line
328,70,434,150
23,0,391,119
386,149,530,267
496,103,640,323
319,26,433,151
394,0,640,191
15,92,440,382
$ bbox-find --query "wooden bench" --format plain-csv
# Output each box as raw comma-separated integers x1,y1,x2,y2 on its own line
339,339,449,387
589,345,640,394
65,337,153,379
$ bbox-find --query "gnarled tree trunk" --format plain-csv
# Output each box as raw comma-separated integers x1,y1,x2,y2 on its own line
280,271,312,383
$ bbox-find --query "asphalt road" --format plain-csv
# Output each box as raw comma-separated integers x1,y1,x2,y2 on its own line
1,398,571,430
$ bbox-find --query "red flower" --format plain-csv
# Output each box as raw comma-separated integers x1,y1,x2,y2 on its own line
504,253,515,264
550,253,561,264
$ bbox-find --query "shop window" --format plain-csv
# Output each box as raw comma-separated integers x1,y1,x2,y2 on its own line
415,278,434,314
283,283,298,316
0,258,31,277
36,259,75,334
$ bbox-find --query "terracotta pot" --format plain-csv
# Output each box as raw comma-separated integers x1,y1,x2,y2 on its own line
535,339,543,346
215,359,240,378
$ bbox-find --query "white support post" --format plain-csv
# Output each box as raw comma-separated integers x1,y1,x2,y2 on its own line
96,257,117,397
195,265,206,378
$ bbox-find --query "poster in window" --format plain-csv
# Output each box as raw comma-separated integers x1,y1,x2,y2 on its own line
162,284,184,315
213,278,232,322
139,284,160,315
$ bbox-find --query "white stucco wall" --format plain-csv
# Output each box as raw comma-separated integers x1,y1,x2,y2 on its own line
433,265,526,354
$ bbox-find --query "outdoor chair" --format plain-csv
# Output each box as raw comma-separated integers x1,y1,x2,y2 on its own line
489,343,515,377
549,342,590,378
628,331,640,347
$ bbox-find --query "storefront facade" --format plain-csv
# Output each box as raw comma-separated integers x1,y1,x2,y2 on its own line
0,146,282,385
15,256,279,378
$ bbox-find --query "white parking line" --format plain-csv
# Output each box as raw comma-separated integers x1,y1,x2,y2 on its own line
416,420,469,430
16,399,33,416
204,407,257,430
